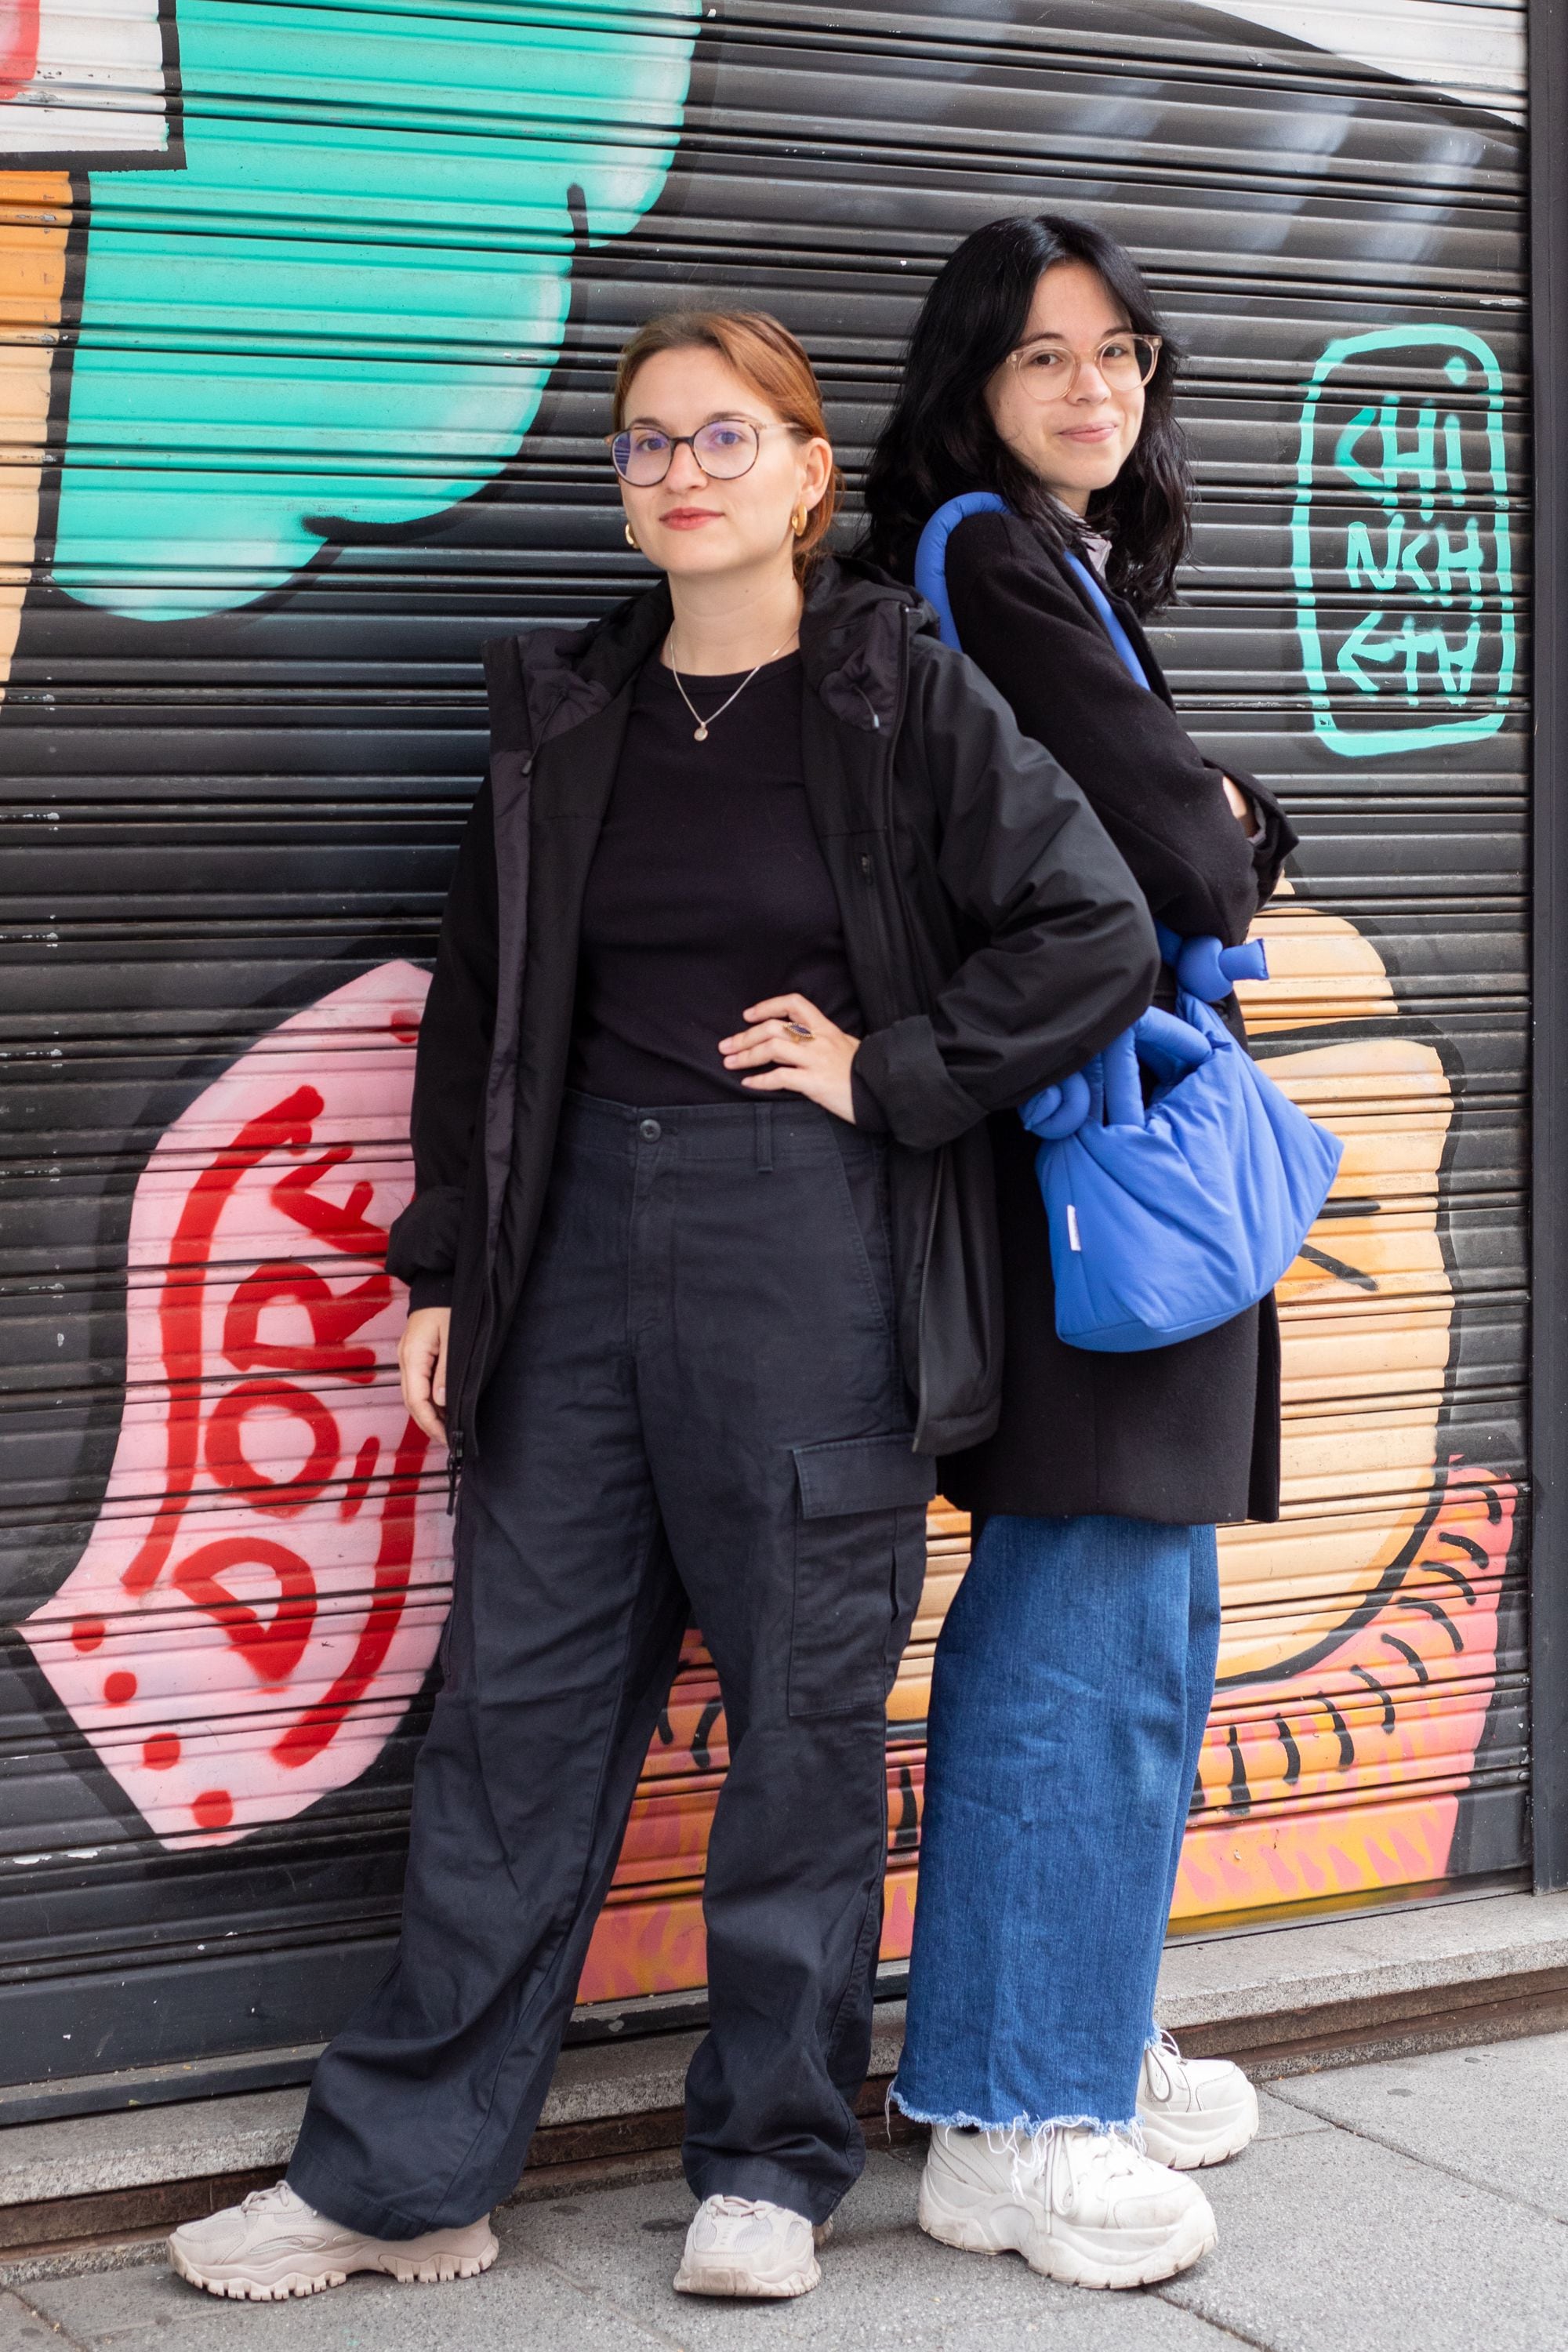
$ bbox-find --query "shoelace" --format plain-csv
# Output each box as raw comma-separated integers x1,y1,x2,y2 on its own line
1059,2130,1141,2194
1009,2126,1143,2218
238,2180,302,2219
1143,2027,1185,2105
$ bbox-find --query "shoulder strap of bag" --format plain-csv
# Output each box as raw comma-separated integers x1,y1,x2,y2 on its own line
913,492,1150,691
1058,548,1150,691
912,491,1010,648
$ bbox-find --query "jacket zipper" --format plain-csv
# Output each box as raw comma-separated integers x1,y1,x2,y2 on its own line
913,1149,944,1443
855,607,914,1033
849,607,940,1446
879,608,932,1002
879,605,951,1451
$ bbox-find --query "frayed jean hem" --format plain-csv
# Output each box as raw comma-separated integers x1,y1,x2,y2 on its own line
887,2085,1141,2145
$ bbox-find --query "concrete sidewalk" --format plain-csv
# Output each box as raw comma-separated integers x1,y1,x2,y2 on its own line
3,2028,1563,2352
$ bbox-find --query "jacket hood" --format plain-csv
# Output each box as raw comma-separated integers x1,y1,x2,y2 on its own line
498,554,939,757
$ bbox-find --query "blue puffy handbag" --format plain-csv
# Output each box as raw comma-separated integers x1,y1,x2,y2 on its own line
913,491,1345,1352
1018,1003,1341,1350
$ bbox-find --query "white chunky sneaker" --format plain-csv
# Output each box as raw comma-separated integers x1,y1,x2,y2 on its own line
1138,2032,1260,2169
168,2179,498,2301
918,2122,1216,2291
673,2194,828,2299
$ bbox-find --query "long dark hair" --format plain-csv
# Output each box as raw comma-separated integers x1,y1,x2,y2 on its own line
862,213,1192,614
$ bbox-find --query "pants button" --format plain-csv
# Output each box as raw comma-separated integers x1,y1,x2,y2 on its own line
638,1118,662,1142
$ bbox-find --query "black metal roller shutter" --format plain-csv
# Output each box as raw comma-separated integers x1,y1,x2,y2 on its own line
0,0,1527,2104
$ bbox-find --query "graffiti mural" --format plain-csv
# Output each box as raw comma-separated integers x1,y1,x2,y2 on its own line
20,964,445,1846
50,0,697,622
0,0,180,699
0,0,1528,2085
1180,894,1518,1920
1292,327,1516,757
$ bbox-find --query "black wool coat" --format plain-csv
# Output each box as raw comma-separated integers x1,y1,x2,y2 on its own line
386,557,1159,1470
934,508,1299,1527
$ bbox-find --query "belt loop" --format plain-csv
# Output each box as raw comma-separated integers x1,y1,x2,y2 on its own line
756,1102,773,1174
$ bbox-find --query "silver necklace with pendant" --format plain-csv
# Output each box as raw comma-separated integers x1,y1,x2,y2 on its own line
668,635,793,742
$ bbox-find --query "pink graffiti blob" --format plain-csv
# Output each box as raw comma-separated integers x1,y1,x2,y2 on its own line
22,964,447,1848
0,3,39,103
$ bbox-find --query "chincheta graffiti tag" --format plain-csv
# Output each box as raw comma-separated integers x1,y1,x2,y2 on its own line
1291,325,1515,758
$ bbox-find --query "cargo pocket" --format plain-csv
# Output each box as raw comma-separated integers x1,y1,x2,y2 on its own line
789,1432,937,1719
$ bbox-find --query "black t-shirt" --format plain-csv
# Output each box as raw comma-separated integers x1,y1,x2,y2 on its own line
568,651,862,1106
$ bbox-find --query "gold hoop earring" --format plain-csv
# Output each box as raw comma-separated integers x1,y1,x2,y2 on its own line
624,521,639,550
792,504,809,539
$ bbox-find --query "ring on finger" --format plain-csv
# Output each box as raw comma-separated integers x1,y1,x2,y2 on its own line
783,1019,813,1040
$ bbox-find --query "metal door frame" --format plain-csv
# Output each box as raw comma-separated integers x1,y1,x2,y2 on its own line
1531,0,1568,1888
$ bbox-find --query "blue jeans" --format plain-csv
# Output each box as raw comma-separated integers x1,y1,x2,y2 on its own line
892,1513,1221,2135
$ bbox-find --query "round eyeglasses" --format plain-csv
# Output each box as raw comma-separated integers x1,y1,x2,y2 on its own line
1007,332,1162,405
608,418,783,486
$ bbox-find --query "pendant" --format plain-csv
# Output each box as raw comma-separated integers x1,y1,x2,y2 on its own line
693,724,709,742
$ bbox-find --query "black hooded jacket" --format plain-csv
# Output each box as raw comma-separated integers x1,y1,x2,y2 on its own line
385,557,1159,1472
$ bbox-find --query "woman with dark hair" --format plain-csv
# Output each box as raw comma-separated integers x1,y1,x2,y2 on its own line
167,307,1156,2307
864,216,1298,2289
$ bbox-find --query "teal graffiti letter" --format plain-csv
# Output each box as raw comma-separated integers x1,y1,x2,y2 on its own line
1291,325,1515,758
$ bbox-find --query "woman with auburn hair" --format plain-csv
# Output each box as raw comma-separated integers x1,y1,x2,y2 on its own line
862,216,1298,2291
167,308,1156,2305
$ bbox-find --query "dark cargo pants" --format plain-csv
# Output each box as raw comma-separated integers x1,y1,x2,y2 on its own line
288,1094,933,2235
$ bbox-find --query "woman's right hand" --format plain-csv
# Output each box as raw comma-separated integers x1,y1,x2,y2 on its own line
1220,772,1255,830
399,1306,452,1443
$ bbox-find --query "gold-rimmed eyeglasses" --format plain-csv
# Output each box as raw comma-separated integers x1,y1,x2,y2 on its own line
1006,332,1162,405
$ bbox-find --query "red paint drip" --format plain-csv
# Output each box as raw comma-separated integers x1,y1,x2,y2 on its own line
274,1418,429,1769
339,1434,381,1522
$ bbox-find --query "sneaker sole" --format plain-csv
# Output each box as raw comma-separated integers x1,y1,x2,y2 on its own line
918,2179,1215,2292
169,2232,498,2300
1140,2082,1261,2172
1025,2202,1216,2290
673,2252,821,2300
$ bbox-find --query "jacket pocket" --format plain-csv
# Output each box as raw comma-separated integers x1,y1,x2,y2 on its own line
789,1433,936,1719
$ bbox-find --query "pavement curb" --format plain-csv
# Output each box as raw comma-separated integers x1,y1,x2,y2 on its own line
4,1886,1565,2281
